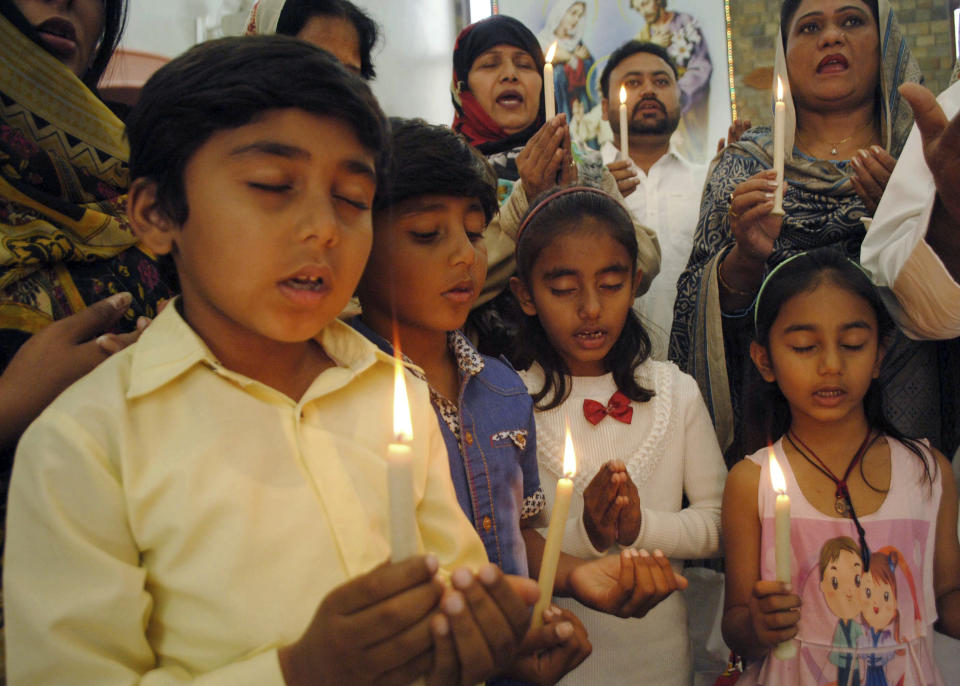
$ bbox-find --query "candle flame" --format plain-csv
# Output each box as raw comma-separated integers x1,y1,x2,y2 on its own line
619,84,627,105
769,446,786,494
776,75,784,102
562,419,577,478
392,345,413,443
546,41,557,64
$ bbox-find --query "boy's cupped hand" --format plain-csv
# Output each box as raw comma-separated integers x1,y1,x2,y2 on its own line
504,606,592,685
279,554,444,686
569,548,687,619
427,564,539,686
279,557,540,686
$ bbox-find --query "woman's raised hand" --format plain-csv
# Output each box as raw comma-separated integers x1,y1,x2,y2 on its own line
850,145,897,214
728,169,784,264
518,115,576,200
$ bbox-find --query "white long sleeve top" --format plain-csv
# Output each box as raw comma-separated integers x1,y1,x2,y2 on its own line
520,359,727,685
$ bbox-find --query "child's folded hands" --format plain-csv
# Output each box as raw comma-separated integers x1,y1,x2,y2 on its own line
583,461,643,550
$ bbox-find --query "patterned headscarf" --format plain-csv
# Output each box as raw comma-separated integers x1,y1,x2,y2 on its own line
451,14,545,155
669,0,923,454
0,7,172,339
768,0,920,170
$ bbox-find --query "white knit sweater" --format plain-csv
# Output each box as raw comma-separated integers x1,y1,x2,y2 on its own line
520,360,727,686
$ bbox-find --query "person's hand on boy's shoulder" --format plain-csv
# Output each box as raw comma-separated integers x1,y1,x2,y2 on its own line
0,291,153,451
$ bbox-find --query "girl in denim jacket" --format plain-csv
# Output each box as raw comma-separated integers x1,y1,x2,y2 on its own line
355,120,691,685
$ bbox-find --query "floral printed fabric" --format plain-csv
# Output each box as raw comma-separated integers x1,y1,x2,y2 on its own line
0,11,175,368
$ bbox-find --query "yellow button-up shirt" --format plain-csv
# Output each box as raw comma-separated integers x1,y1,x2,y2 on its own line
5,303,488,684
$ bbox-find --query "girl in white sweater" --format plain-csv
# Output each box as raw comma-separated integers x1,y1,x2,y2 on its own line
509,186,728,685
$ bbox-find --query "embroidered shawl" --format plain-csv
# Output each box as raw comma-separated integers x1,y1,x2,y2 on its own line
668,0,923,454
0,10,174,364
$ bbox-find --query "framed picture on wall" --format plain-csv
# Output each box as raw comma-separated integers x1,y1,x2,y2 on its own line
495,0,732,163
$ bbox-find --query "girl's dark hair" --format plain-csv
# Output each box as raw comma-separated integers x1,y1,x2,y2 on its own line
513,187,654,410
780,0,879,49
748,247,934,484
276,0,379,80
86,0,128,89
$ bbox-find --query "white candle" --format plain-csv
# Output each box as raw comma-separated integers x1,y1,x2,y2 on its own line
532,421,577,627
544,42,557,122
388,348,417,562
769,449,796,659
619,84,629,161
772,76,786,215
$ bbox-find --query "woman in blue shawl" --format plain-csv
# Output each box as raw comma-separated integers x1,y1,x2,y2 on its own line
669,0,958,462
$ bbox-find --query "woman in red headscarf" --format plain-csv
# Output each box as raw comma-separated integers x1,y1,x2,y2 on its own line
451,14,659,357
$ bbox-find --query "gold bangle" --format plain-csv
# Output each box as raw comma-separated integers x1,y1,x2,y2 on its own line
717,258,755,297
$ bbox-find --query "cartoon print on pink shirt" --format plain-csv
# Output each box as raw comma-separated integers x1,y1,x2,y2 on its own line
857,547,922,686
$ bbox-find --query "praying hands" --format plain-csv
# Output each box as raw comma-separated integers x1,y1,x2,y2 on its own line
516,114,579,201
850,144,897,214
582,460,643,550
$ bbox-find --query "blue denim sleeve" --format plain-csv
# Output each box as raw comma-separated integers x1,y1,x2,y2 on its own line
519,398,540,500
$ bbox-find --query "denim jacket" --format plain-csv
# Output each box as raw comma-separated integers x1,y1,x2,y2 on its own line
350,319,543,576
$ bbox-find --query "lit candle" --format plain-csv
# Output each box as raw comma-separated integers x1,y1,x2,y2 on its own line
772,76,786,215
544,42,557,122
388,346,417,562
619,84,629,161
532,420,577,627
769,448,796,659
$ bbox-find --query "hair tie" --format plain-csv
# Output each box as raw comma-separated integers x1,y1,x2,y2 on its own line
515,185,623,254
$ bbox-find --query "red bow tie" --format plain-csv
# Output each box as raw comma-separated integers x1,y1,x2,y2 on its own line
583,391,633,425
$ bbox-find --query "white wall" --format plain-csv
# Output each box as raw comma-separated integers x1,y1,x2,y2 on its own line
120,0,461,125
355,0,459,124
121,0,222,58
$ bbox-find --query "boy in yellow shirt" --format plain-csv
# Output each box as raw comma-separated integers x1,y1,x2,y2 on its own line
4,36,539,685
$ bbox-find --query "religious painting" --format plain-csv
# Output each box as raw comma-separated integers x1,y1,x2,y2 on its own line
494,0,732,163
